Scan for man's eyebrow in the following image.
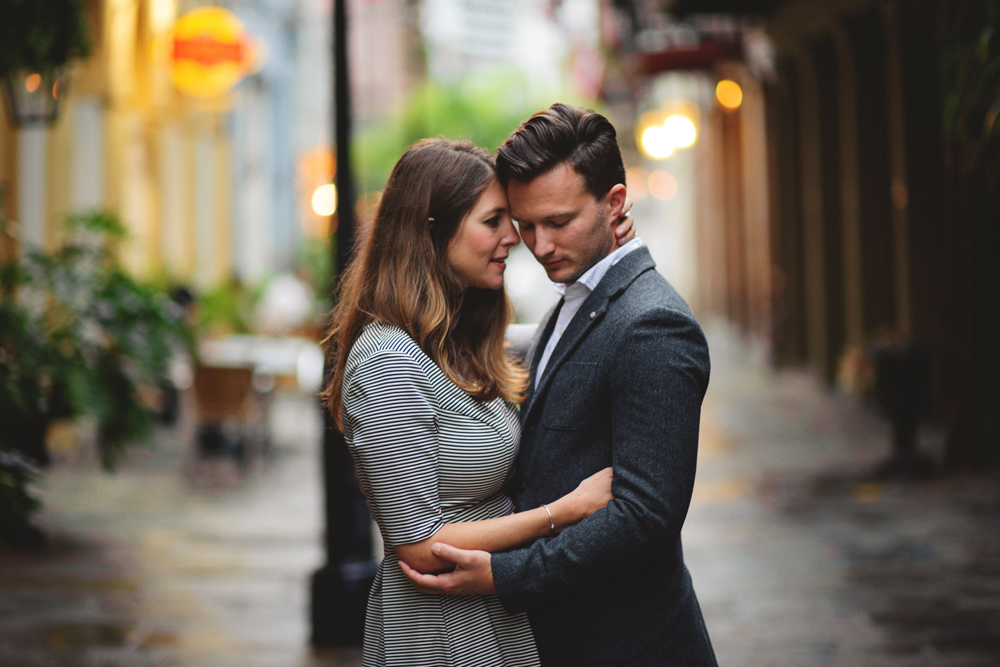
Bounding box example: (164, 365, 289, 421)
(513, 209, 576, 224)
(543, 210, 575, 220)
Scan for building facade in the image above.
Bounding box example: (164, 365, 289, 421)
(0, 0, 332, 291)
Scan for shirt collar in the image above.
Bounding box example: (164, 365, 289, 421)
(553, 237, 644, 297)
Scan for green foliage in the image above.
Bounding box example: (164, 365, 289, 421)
(0, 0, 92, 76)
(353, 69, 595, 195)
(0, 211, 191, 472)
(293, 236, 334, 301)
(196, 279, 256, 338)
(938, 0, 1000, 177)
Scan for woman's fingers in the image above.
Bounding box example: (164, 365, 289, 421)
(615, 199, 635, 246)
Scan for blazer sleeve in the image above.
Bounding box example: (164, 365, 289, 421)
(492, 307, 710, 613)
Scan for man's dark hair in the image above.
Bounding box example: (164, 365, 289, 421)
(496, 103, 626, 200)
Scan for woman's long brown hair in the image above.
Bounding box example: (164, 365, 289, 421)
(323, 138, 528, 430)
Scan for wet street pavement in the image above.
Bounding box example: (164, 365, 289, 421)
(686, 330, 1000, 666)
(0, 392, 361, 667)
(2, 328, 998, 666)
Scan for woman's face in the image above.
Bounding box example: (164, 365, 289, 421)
(445, 179, 521, 291)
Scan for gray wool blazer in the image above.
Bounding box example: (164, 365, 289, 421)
(492, 246, 718, 666)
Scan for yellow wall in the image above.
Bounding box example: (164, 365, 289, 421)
(3, 0, 233, 287)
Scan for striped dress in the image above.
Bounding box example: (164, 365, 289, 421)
(342, 322, 540, 667)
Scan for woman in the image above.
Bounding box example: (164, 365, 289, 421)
(324, 139, 627, 666)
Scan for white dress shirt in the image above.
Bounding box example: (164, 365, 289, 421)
(535, 237, 644, 385)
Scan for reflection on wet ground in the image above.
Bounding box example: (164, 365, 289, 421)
(686, 332, 1000, 666)
(2, 333, 999, 666)
(0, 391, 362, 666)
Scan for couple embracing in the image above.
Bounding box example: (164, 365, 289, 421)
(324, 103, 717, 667)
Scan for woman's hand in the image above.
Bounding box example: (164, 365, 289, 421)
(614, 197, 635, 248)
(547, 467, 613, 532)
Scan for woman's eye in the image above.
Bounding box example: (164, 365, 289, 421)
(484, 216, 501, 228)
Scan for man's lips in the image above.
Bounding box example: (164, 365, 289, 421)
(542, 259, 564, 270)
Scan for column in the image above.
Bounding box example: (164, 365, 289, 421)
(833, 23, 865, 346)
(793, 44, 829, 378)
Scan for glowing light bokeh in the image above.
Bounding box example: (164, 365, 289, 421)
(311, 183, 338, 216)
(641, 125, 675, 159)
(648, 171, 678, 201)
(716, 80, 743, 110)
(664, 115, 697, 149)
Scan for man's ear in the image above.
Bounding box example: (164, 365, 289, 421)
(604, 183, 627, 226)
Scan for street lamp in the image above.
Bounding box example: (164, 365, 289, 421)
(1, 69, 65, 128)
(310, 0, 376, 648)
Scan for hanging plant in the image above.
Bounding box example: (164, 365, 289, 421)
(0, 0, 92, 127)
(937, 0, 1000, 178)
(0, 0, 92, 76)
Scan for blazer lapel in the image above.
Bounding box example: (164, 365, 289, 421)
(522, 247, 657, 427)
(523, 299, 562, 414)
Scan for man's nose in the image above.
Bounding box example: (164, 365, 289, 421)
(533, 227, 556, 256)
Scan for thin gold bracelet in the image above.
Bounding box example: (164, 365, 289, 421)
(541, 504, 556, 536)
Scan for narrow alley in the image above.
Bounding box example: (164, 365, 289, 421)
(2, 327, 997, 666)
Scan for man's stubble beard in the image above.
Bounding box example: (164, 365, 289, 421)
(562, 203, 614, 285)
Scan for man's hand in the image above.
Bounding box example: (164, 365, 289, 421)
(398, 543, 496, 595)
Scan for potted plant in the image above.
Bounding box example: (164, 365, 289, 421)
(0, 210, 192, 547)
(0, 0, 92, 127)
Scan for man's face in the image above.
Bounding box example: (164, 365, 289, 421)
(507, 163, 619, 285)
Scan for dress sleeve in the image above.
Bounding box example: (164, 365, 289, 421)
(343, 349, 442, 547)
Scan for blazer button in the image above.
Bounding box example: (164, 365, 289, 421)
(518, 481, 527, 492)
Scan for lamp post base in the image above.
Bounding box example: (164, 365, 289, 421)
(309, 560, 377, 647)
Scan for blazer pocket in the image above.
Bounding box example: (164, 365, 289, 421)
(542, 361, 598, 431)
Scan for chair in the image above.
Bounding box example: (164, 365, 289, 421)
(191, 364, 258, 463)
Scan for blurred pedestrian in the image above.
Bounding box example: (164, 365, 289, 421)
(402, 104, 718, 666)
(323, 138, 634, 667)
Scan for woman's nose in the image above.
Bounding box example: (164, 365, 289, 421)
(501, 219, 520, 247)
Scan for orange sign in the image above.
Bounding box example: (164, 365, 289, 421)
(167, 7, 262, 98)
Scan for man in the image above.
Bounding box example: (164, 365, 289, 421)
(402, 103, 717, 666)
